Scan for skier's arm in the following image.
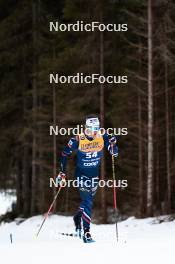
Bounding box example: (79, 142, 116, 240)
(103, 132, 118, 157)
(60, 137, 79, 174)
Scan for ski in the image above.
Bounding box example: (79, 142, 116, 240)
(58, 229, 82, 238)
(58, 231, 95, 243)
(58, 232, 78, 237)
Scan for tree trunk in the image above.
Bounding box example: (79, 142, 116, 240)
(155, 143, 160, 214)
(22, 50, 30, 217)
(53, 46, 57, 212)
(138, 42, 144, 217)
(22, 145, 30, 217)
(31, 0, 38, 215)
(147, 0, 154, 216)
(100, 11, 107, 223)
(164, 28, 171, 213)
(16, 157, 23, 215)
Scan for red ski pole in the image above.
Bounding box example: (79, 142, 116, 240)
(111, 145, 119, 242)
(36, 185, 62, 238)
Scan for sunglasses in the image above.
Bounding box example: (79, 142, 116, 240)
(86, 126, 100, 132)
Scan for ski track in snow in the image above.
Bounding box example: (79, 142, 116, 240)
(0, 215, 174, 264)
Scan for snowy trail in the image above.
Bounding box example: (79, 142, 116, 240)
(0, 215, 174, 264)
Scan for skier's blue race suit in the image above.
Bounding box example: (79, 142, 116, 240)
(60, 130, 118, 230)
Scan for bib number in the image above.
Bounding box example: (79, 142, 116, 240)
(86, 152, 97, 159)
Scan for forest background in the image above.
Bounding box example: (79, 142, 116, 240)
(0, 0, 174, 223)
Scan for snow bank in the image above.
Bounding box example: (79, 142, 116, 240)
(0, 215, 174, 264)
(0, 190, 16, 215)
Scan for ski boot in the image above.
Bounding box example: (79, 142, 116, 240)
(73, 212, 82, 238)
(83, 229, 95, 243)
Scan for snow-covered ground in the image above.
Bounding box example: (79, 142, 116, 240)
(0, 190, 16, 215)
(0, 214, 174, 264)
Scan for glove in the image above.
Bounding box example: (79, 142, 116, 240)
(56, 172, 66, 186)
(108, 136, 118, 157)
(109, 135, 117, 145)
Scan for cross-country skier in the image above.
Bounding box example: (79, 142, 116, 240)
(57, 115, 118, 243)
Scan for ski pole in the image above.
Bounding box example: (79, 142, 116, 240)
(111, 144, 119, 242)
(36, 185, 62, 238)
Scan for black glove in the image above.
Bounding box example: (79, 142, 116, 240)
(109, 135, 117, 145)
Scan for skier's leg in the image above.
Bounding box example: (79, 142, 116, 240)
(79, 192, 92, 230)
(73, 207, 83, 232)
(79, 190, 96, 243)
(73, 169, 84, 232)
(79, 176, 99, 242)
